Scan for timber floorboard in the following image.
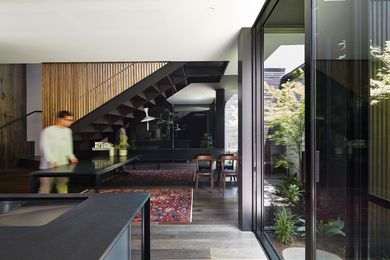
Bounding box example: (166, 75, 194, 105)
(0, 168, 268, 259)
(131, 186, 268, 260)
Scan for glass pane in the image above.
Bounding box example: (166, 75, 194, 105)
(369, 0, 390, 258)
(262, 11, 305, 258)
(310, 0, 390, 258)
(313, 1, 353, 258)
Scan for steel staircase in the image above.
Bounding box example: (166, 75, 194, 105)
(70, 61, 228, 150)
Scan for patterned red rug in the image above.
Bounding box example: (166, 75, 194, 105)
(99, 188, 193, 223)
(103, 169, 194, 186)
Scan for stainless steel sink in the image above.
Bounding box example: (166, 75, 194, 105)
(0, 201, 24, 214)
(0, 200, 82, 227)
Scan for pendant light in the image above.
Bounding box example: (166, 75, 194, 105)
(141, 107, 156, 130)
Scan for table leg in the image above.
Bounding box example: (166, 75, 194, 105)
(142, 198, 150, 260)
(95, 175, 101, 193)
(30, 175, 37, 193)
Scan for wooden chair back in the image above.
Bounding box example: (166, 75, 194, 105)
(195, 155, 214, 171)
(220, 155, 239, 172)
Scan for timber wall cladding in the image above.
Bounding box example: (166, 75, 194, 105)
(0, 64, 34, 168)
(42, 62, 167, 127)
(0, 64, 26, 144)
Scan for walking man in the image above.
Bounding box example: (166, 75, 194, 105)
(39, 110, 78, 193)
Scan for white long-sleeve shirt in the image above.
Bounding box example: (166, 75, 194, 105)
(39, 126, 76, 169)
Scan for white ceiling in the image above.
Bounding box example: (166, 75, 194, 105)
(168, 83, 216, 105)
(0, 0, 264, 75)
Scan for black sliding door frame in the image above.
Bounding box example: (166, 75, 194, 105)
(304, 0, 315, 259)
(252, 0, 373, 259)
(252, 0, 309, 259)
(252, 0, 314, 258)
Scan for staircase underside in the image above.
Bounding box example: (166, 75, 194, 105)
(71, 61, 228, 148)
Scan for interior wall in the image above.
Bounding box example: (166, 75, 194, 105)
(27, 64, 42, 156)
(0, 64, 27, 142)
(0, 64, 33, 168)
(238, 27, 253, 231)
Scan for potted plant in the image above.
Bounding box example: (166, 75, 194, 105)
(200, 133, 213, 149)
(116, 134, 129, 156)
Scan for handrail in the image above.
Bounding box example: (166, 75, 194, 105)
(0, 110, 42, 130)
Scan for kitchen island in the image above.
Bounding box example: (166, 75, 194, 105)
(0, 193, 150, 260)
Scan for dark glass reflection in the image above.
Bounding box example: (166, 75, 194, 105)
(262, 27, 306, 260)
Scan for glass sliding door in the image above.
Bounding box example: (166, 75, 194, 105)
(263, 31, 305, 258)
(254, 0, 390, 259)
(311, 1, 357, 258)
(367, 0, 390, 258)
(310, 0, 390, 259)
(254, 0, 305, 258)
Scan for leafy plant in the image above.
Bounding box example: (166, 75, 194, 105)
(200, 133, 213, 149)
(317, 218, 346, 240)
(274, 155, 294, 169)
(116, 134, 129, 150)
(340, 40, 390, 105)
(276, 176, 304, 205)
(265, 80, 305, 177)
(295, 217, 346, 240)
(370, 41, 390, 105)
(382, 253, 390, 260)
(274, 208, 296, 244)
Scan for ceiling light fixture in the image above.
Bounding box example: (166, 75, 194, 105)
(208, 7, 215, 12)
(141, 107, 156, 131)
(175, 123, 182, 131)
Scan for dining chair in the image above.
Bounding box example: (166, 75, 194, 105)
(194, 155, 214, 192)
(220, 155, 239, 191)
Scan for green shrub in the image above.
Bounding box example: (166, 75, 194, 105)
(200, 133, 213, 148)
(276, 176, 304, 205)
(317, 218, 346, 240)
(295, 217, 346, 241)
(274, 208, 296, 244)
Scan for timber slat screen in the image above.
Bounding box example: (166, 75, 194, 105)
(42, 62, 167, 127)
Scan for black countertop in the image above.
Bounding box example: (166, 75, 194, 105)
(0, 193, 149, 260)
(30, 155, 142, 176)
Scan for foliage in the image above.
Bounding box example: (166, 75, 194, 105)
(276, 175, 304, 205)
(274, 155, 294, 169)
(200, 133, 213, 149)
(371, 41, 390, 105)
(295, 217, 346, 240)
(274, 208, 296, 244)
(265, 79, 305, 176)
(340, 40, 390, 105)
(317, 218, 346, 240)
(116, 134, 129, 150)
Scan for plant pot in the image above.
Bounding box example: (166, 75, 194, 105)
(119, 149, 127, 157)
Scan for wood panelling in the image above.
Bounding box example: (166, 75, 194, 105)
(0, 64, 28, 168)
(42, 62, 167, 127)
(0, 64, 27, 142)
(0, 142, 34, 169)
